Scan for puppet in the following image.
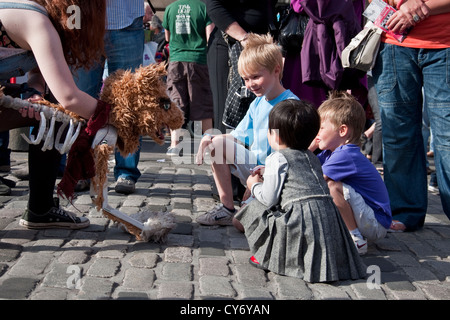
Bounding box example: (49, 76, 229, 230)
(0, 63, 184, 242)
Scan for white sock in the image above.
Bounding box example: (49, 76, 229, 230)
(350, 228, 363, 240)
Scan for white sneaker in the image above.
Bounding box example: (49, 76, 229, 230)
(166, 146, 183, 157)
(352, 235, 368, 255)
(196, 204, 235, 226)
(428, 184, 439, 194)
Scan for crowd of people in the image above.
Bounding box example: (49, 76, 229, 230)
(0, 0, 449, 283)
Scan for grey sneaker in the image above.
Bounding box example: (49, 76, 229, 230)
(115, 177, 136, 194)
(166, 146, 183, 157)
(196, 204, 235, 226)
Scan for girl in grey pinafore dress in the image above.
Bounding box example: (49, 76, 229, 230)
(235, 148, 366, 283)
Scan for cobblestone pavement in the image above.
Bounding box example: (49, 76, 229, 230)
(0, 136, 449, 303)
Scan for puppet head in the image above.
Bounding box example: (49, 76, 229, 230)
(100, 63, 184, 156)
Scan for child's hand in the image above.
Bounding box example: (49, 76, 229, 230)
(250, 165, 265, 177)
(195, 134, 214, 165)
(246, 173, 263, 190)
(308, 137, 319, 152)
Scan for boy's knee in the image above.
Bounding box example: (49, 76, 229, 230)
(232, 217, 245, 233)
(327, 179, 344, 198)
(211, 135, 236, 164)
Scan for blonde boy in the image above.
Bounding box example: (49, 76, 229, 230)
(310, 91, 392, 254)
(195, 33, 298, 226)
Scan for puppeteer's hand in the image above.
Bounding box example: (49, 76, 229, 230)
(195, 134, 214, 165)
(19, 95, 43, 121)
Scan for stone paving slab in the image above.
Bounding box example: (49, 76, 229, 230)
(0, 137, 449, 305)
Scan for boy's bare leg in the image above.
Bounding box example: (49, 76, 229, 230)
(327, 179, 368, 254)
(327, 179, 357, 231)
(211, 162, 234, 209)
(210, 135, 236, 210)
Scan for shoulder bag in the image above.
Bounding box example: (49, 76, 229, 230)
(341, 21, 383, 72)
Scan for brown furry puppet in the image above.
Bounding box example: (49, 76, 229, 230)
(0, 63, 184, 242)
(101, 63, 184, 156)
(88, 63, 184, 242)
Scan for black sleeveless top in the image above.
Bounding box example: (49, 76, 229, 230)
(0, 22, 21, 48)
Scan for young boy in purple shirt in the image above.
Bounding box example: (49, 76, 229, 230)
(309, 91, 392, 255)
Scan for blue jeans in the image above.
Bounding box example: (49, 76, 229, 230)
(0, 51, 37, 80)
(372, 43, 450, 230)
(73, 17, 144, 182)
(422, 91, 434, 169)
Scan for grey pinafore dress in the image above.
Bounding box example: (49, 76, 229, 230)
(235, 148, 366, 283)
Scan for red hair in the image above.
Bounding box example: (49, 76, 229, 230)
(34, 0, 106, 69)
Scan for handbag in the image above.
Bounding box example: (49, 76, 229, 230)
(277, 6, 309, 54)
(222, 40, 256, 129)
(341, 21, 383, 72)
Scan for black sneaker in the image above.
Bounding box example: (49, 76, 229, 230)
(0, 179, 10, 196)
(0, 176, 15, 188)
(19, 206, 90, 230)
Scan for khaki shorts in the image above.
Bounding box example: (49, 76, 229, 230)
(167, 61, 214, 121)
(343, 183, 388, 241)
(229, 141, 258, 187)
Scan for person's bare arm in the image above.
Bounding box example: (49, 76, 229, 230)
(386, 0, 450, 33)
(206, 23, 215, 42)
(2, 10, 98, 119)
(165, 29, 170, 42)
(224, 21, 248, 42)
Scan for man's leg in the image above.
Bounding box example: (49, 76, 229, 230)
(107, 17, 144, 194)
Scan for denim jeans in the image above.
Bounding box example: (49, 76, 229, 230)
(0, 50, 37, 80)
(73, 17, 144, 182)
(422, 90, 434, 168)
(367, 73, 383, 165)
(372, 43, 450, 230)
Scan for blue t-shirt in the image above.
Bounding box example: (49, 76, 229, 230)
(231, 90, 298, 165)
(317, 144, 392, 229)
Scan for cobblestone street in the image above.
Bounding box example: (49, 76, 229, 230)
(0, 137, 449, 305)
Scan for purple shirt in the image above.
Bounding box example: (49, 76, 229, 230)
(318, 144, 392, 229)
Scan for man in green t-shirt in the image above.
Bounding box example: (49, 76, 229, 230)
(163, 0, 215, 156)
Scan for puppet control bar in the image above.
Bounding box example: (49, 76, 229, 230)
(0, 93, 85, 154)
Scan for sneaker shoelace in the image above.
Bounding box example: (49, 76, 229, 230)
(50, 207, 77, 223)
(212, 204, 230, 216)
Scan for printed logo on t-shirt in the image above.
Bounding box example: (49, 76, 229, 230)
(176, 4, 191, 35)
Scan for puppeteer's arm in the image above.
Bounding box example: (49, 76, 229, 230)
(2, 10, 98, 119)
